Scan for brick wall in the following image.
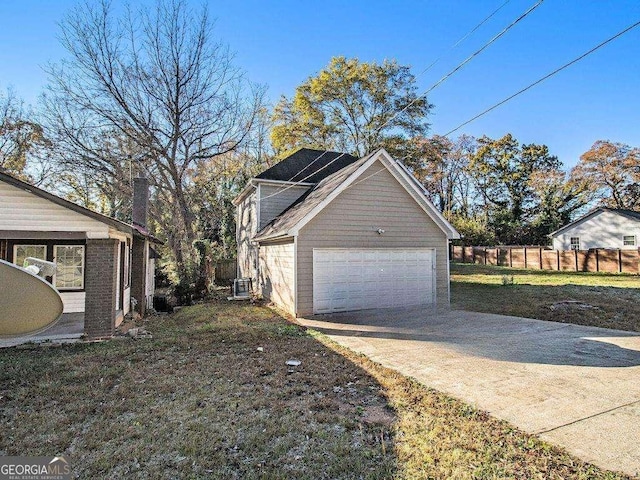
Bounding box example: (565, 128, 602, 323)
(85, 238, 119, 339)
(130, 236, 147, 316)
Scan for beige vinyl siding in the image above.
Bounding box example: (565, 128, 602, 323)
(236, 191, 257, 282)
(258, 184, 309, 230)
(0, 182, 110, 238)
(258, 239, 295, 315)
(59, 292, 85, 313)
(296, 160, 449, 316)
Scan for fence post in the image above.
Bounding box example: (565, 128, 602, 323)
(509, 248, 513, 268)
(539, 248, 543, 270)
(574, 249, 578, 272)
(524, 247, 528, 269)
(618, 249, 622, 273)
(595, 249, 600, 273)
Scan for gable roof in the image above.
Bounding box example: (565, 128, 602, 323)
(254, 149, 460, 241)
(549, 207, 640, 237)
(256, 148, 359, 184)
(0, 170, 161, 242)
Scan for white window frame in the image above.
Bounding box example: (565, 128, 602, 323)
(53, 245, 85, 290)
(13, 244, 47, 267)
(570, 237, 580, 251)
(623, 235, 637, 246)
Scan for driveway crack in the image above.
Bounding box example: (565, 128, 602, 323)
(536, 398, 640, 435)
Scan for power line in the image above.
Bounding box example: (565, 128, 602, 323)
(269, 0, 512, 190)
(412, 0, 512, 88)
(384, 0, 544, 131)
(444, 19, 640, 136)
(261, 0, 543, 202)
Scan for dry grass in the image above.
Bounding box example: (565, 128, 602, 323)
(451, 263, 640, 332)
(0, 299, 633, 479)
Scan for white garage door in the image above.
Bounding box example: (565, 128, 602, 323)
(313, 248, 436, 314)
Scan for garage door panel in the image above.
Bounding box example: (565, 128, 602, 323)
(313, 248, 435, 314)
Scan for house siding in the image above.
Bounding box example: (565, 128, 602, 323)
(258, 183, 309, 230)
(60, 292, 85, 313)
(296, 160, 449, 316)
(236, 191, 258, 283)
(552, 210, 640, 250)
(0, 182, 110, 238)
(258, 239, 295, 315)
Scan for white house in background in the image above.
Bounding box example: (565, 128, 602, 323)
(550, 207, 640, 251)
(0, 171, 160, 338)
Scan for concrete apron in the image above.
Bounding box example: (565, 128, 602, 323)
(299, 307, 640, 478)
(0, 312, 84, 348)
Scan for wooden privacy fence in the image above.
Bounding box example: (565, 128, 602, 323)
(450, 245, 640, 274)
(213, 259, 237, 284)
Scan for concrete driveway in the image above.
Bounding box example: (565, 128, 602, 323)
(298, 307, 640, 477)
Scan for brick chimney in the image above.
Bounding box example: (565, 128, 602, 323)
(132, 177, 149, 229)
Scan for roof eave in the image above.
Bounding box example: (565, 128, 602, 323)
(0, 171, 135, 235)
(232, 181, 256, 206)
(253, 232, 292, 243)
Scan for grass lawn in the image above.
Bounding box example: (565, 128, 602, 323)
(451, 263, 640, 332)
(0, 299, 632, 479)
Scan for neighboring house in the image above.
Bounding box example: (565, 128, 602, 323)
(550, 207, 640, 251)
(0, 172, 160, 338)
(233, 147, 460, 317)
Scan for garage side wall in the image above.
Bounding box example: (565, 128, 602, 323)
(258, 239, 295, 315)
(296, 161, 449, 316)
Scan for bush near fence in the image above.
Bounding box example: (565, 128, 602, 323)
(450, 245, 640, 274)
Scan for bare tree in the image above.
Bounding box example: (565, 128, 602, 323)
(0, 87, 47, 177)
(43, 0, 265, 283)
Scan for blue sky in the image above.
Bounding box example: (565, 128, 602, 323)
(1, 0, 639, 168)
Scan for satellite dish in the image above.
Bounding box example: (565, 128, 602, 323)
(0, 259, 64, 337)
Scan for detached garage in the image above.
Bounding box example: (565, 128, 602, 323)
(243, 148, 460, 317)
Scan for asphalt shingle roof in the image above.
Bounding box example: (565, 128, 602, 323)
(254, 152, 375, 240)
(256, 148, 359, 184)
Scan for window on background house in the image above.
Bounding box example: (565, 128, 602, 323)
(54, 245, 85, 289)
(13, 245, 46, 267)
(623, 235, 637, 246)
(570, 237, 580, 250)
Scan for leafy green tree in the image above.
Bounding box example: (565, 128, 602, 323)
(271, 56, 431, 157)
(571, 140, 640, 209)
(469, 134, 561, 244)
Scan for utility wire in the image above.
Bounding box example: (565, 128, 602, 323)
(270, 0, 511, 189)
(444, 19, 640, 136)
(261, 0, 543, 202)
(382, 0, 544, 134)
